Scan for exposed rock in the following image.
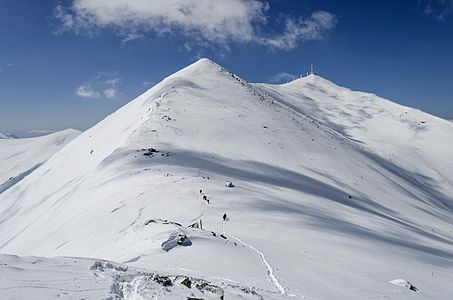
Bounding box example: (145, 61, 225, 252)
(189, 222, 200, 229)
(181, 277, 192, 288)
(144, 219, 157, 225)
(110, 281, 124, 298)
(90, 261, 105, 272)
(187, 295, 204, 300)
(161, 231, 192, 251)
(389, 279, 420, 293)
(196, 282, 224, 300)
(153, 274, 173, 287)
(90, 261, 128, 273)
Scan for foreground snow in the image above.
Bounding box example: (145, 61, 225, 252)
(0, 59, 452, 299)
(0, 254, 272, 300)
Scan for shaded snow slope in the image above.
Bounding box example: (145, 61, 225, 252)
(0, 129, 80, 193)
(0, 130, 14, 139)
(256, 75, 453, 203)
(0, 59, 452, 299)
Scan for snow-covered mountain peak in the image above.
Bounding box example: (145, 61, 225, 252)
(166, 57, 224, 80)
(279, 72, 349, 93)
(159, 57, 246, 93)
(1, 59, 453, 299)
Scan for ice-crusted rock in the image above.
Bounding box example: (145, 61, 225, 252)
(90, 261, 128, 272)
(389, 279, 420, 292)
(196, 282, 225, 299)
(161, 231, 192, 251)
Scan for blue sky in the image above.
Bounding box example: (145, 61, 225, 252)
(0, 0, 452, 131)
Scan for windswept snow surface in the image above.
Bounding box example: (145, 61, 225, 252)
(0, 59, 452, 299)
(0, 129, 80, 193)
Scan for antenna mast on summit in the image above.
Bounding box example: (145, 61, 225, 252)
(305, 64, 316, 77)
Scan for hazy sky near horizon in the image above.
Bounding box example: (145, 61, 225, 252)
(0, 0, 452, 130)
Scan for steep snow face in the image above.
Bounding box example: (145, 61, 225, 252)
(0, 129, 80, 193)
(0, 59, 452, 299)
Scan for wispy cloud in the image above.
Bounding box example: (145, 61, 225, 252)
(75, 71, 122, 99)
(417, 0, 453, 21)
(76, 85, 100, 98)
(260, 11, 337, 50)
(270, 72, 298, 83)
(53, 0, 336, 51)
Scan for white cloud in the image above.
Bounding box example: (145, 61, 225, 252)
(104, 88, 118, 98)
(75, 71, 121, 99)
(53, 0, 336, 51)
(260, 11, 336, 50)
(76, 85, 100, 98)
(121, 32, 145, 44)
(270, 72, 298, 83)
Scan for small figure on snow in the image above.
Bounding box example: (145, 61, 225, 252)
(199, 189, 203, 194)
(223, 213, 228, 221)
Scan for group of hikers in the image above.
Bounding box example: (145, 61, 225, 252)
(199, 189, 228, 221)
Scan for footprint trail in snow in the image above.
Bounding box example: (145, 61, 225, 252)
(223, 220, 293, 297)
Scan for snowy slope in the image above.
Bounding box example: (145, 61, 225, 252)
(256, 75, 453, 204)
(0, 129, 80, 194)
(0, 59, 452, 299)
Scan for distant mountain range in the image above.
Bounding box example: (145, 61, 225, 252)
(0, 129, 56, 139)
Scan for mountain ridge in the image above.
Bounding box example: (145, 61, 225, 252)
(0, 58, 452, 299)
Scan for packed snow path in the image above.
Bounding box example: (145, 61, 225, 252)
(223, 220, 289, 296)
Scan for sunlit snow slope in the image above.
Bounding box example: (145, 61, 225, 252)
(0, 129, 80, 194)
(0, 59, 452, 299)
